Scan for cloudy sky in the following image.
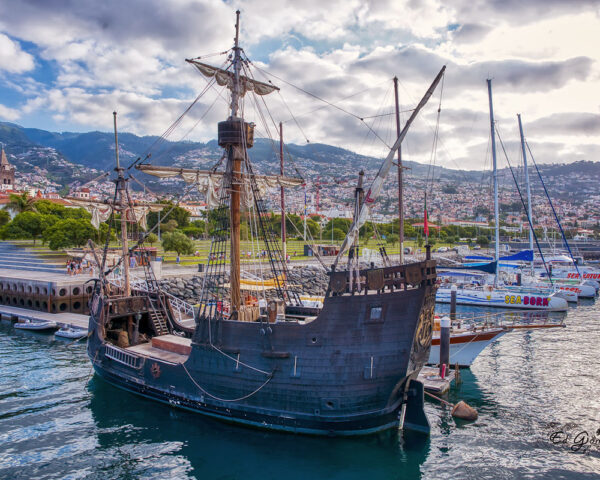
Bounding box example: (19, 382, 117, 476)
(0, 0, 599, 170)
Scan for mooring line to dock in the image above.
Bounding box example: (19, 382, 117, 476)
(65, 330, 92, 348)
(424, 390, 453, 406)
(424, 390, 478, 421)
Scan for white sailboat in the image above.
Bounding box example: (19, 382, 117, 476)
(513, 115, 594, 301)
(436, 80, 568, 312)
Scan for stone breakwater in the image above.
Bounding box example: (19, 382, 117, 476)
(159, 265, 329, 304)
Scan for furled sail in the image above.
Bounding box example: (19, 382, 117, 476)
(333, 65, 446, 268)
(66, 198, 165, 229)
(186, 60, 279, 96)
(136, 165, 303, 208)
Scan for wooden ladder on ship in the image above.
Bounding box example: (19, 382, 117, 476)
(149, 306, 169, 336)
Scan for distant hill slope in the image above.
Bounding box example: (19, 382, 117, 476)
(0, 121, 596, 199)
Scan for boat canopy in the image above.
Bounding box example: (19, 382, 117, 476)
(441, 260, 497, 274)
(465, 250, 533, 262)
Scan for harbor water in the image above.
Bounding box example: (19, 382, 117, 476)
(1, 302, 599, 479)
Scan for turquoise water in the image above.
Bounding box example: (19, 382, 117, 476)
(1, 302, 599, 479)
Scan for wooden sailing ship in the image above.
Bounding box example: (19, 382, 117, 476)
(87, 11, 441, 436)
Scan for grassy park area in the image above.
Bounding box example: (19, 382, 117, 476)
(7, 237, 458, 267)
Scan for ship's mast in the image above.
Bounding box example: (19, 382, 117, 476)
(487, 79, 500, 284)
(113, 111, 131, 296)
(228, 10, 243, 313)
(393, 77, 404, 264)
(280, 122, 286, 259)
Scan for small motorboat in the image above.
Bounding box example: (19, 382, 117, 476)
(55, 325, 88, 339)
(14, 319, 58, 332)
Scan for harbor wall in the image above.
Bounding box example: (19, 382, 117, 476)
(0, 276, 93, 314)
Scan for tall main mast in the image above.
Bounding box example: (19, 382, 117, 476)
(228, 10, 243, 314)
(114, 111, 131, 297)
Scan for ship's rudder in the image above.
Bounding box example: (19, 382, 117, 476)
(402, 379, 430, 434)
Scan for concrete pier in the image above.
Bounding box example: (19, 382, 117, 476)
(0, 268, 94, 314)
(0, 304, 88, 329)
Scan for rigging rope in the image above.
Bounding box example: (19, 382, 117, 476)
(495, 129, 553, 283)
(249, 61, 392, 147)
(526, 142, 582, 278)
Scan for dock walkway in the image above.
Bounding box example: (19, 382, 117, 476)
(0, 305, 88, 329)
(418, 366, 455, 394)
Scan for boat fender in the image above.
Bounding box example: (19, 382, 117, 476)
(425, 391, 478, 422)
(451, 401, 478, 421)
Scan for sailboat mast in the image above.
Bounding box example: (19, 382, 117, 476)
(228, 9, 243, 313)
(393, 76, 404, 264)
(280, 122, 286, 259)
(113, 111, 130, 297)
(517, 113, 534, 274)
(487, 79, 500, 276)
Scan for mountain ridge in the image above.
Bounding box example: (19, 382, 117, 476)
(0, 122, 597, 202)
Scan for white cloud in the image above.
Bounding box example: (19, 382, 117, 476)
(0, 0, 597, 170)
(0, 33, 34, 73)
(0, 103, 21, 121)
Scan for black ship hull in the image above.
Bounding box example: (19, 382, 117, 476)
(93, 365, 415, 435)
(87, 261, 437, 436)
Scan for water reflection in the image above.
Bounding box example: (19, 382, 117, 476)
(88, 377, 431, 480)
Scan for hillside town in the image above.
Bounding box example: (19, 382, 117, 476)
(1, 144, 598, 241)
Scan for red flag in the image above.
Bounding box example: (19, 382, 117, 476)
(423, 193, 429, 237)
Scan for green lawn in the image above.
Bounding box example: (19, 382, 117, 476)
(4, 237, 457, 267)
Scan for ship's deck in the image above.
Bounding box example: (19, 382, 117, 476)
(127, 336, 190, 364)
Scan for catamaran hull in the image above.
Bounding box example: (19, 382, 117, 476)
(436, 288, 568, 311)
(428, 329, 507, 367)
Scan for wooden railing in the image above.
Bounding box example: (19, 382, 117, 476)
(326, 259, 437, 297)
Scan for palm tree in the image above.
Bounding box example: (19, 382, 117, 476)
(7, 192, 36, 214)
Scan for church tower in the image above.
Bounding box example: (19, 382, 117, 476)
(0, 146, 16, 190)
